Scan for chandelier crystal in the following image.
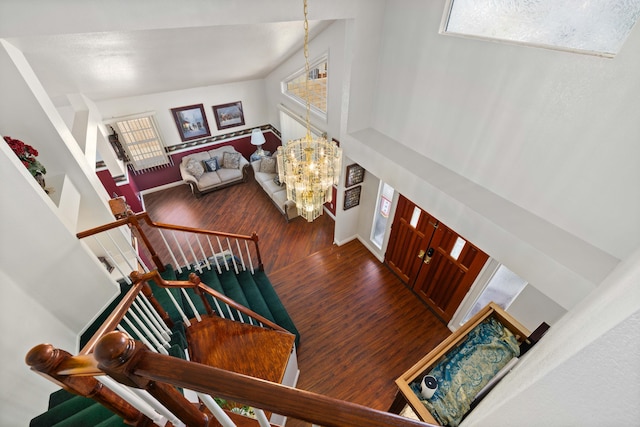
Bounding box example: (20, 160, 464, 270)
(276, 0, 342, 222)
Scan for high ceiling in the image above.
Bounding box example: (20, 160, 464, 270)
(0, 0, 339, 106)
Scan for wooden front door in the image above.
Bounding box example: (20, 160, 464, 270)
(385, 195, 489, 323)
(385, 195, 437, 284)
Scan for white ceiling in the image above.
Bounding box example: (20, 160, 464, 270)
(4, 20, 331, 106)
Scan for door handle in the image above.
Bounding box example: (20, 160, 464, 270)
(418, 249, 425, 259)
(424, 248, 434, 264)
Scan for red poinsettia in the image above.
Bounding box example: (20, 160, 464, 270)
(4, 135, 46, 177)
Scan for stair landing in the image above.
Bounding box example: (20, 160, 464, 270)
(186, 315, 295, 383)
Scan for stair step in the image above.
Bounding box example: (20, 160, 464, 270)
(51, 402, 117, 427)
(252, 270, 300, 347)
(94, 414, 129, 427)
(47, 389, 75, 409)
(236, 270, 276, 323)
(30, 395, 94, 427)
(186, 315, 295, 383)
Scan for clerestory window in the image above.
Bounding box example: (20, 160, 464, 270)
(282, 54, 328, 119)
(442, 0, 640, 57)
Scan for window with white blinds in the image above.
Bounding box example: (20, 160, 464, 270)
(113, 115, 170, 171)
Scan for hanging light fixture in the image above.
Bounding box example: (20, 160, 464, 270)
(276, 0, 342, 222)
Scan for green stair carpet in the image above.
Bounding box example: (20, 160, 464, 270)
(34, 264, 298, 426)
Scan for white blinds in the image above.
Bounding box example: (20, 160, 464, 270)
(114, 115, 170, 171)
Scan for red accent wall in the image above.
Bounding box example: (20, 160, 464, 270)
(97, 169, 144, 213)
(97, 130, 282, 198)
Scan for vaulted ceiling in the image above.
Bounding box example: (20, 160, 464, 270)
(0, 0, 339, 106)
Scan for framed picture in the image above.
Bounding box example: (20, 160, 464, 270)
(171, 104, 211, 142)
(212, 101, 245, 130)
(345, 163, 365, 187)
(344, 185, 362, 210)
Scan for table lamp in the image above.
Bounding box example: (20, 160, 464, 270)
(251, 128, 266, 157)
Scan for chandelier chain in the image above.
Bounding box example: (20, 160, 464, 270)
(303, 0, 311, 139)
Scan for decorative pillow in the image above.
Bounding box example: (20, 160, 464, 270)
(203, 157, 219, 172)
(222, 152, 242, 169)
(259, 157, 277, 174)
(185, 158, 205, 179)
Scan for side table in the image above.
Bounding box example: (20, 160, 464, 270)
(250, 150, 271, 162)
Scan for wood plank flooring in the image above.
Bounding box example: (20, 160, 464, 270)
(142, 171, 451, 425)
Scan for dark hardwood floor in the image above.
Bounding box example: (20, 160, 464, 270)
(142, 171, 451, 425)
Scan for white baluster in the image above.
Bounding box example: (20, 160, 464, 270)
(180, 288, 201, 322)
(254, 408, 271, 427)
(119, 318, 159, 353)
(139, 293, 172, 337)
(226, 238, 239, 274)
(132, 298, 170, 347)
(244, 240, 255, 274)
(97, 376, 173, 427)
(197, 393, 236, 427)
(158, 229, 181, 274)
(215, 237, 230, 271)
(194, 235, 211, 270)
(206, 236, 222, 274)
(92, 236, 132, 284)
(171, 231, 190, 271)
(235, 239, 246, 272)
(164, 289, 191, 327)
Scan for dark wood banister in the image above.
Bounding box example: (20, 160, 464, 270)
(95, 331, 435, 427)
(76, 212, 263, 272)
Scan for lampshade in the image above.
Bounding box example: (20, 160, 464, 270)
(250, 128, 266, 146)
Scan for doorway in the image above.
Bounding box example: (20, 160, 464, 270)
(385, 195, 489, 322)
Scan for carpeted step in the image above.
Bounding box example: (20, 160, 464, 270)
(30, 395, 95, 427)
(51, 402, 118, 427)
(48, 389, 75, 410)
(236, 270, 276, 323)
(94, 414, 129, 427)
(218, 270, 252, 323)
(252, 270, 300, 347)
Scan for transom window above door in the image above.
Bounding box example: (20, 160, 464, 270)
(282, 54, 328, 119)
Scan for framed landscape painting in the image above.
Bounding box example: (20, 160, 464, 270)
(171, 104, 211, 142)
(212, 101, 245, 130)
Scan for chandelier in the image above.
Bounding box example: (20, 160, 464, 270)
(276, 0, 342, 222)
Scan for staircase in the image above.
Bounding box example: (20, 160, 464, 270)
(26, 212, 431, 427)
(31, 262, 300, 426)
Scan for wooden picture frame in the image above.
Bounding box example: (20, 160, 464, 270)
(212, 101, 245, 130)
(345, 163, 365, 187)
(344, 185, 362, 210)
(171, 104, 211, 142)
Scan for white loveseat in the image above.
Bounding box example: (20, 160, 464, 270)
(179, 146, 249, 197)
(251, 157, 299, 221)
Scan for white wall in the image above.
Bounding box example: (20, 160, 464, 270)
(371, 0, 639, 263)
(96, 79, 269, 149)
(0, 270, 78, 426)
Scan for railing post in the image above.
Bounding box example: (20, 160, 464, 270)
(129, 214, 165, 272)
(95, 331, 209, 427)
(189, 273, 214, 315)
(251, 232, 263, 271)
(25, 344, 151, 426)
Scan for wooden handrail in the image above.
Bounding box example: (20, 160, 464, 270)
(80, 281, 145, 355)
(25, 344, 152, 426)
(76, 211, 263, 271)
(136, 270, 290, 335)
(96, 331, 435, 427)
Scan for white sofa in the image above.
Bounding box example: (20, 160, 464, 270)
(251, 157, 299, 221)
(179, 146, 249, 197)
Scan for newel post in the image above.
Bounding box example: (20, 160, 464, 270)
(129, 214, 165, 272)
(189, 273, 214, 315)
(95, 331, 209, 427)
(25, 344, 150, 425)
(251, 232, 264, 271)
